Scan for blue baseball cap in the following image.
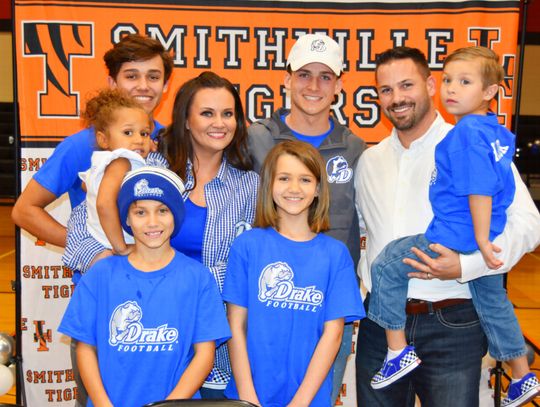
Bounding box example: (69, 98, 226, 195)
(117, 166, 186, 237)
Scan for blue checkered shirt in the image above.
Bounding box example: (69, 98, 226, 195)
(183, 158, 259, 388)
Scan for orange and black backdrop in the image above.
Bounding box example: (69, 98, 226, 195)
(13, 1, 519, 405)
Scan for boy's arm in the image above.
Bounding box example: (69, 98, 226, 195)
(166, 341, 215, 399)
(406, 165, 540, 281)
(460, 164, 540, 281)
(287, 318, 344, 407)
(469, 194, 502, 269)
(96, 158, 132, 255)
(227, 303, 261, 406)
(76, 341, 113, 407)
(11, 179, 67, 247)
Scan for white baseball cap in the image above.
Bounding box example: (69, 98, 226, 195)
(286, 34, 343, 76)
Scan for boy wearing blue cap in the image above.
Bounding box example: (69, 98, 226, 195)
(59, 167, 231, 407)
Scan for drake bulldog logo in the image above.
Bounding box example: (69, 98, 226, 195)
(109, 301, 142, 345)
(258, 262, 293, 302)
(234, 220, 252, 237)
(491, 139, 510, 162)
(327, 156, 353, 184)
(430, 166, 438, 186)
(134, 179, 164, 197)
(258, 262, 324, 312)
(108, 300, 179, 351)
(310, 39, 327, 52)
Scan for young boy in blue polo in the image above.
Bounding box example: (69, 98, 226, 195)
(59, 167, 231, 407)
(368, 47, 540, 407)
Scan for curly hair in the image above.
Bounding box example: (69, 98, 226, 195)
(82, 88, 146, 133)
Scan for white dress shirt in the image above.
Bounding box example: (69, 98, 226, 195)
(355, 112, 540, 302)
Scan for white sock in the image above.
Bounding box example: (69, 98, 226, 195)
(387, 347, 405, 360)
(511, 376, 525, 384)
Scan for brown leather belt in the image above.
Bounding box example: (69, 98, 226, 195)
(405, 298, 470, 315)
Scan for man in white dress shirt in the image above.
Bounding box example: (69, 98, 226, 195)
(354, 46, 540, 406)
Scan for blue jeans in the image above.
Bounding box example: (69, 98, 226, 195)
(468, 273, 526, 361)
(199, 387, 225, 399)
(356, 295, 487, 407)
(331, 323, 353, 403)
(369, 233, 526, 360)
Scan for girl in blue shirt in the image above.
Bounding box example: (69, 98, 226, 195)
(223, 140, 364, 407)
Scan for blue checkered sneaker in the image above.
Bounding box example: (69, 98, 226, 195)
(371, 345, 421, 389)
(502, 372, 540, 407)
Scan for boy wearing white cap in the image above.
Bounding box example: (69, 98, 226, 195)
(248, 33, 366, 403)
(59, 167, 231, 407)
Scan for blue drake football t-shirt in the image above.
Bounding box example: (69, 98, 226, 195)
(223, 227, 365, 407)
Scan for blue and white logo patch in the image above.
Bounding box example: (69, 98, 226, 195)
(491, 139, 510, 162)
(134, 179, 164, 198)
(430, 166, 438, 186)
(109, 301, 178, 352)
(258, 262, 323, 313)
(234, 220, 252, 237)
(326, 155, 353, 184)
(311, 39, 327, 52)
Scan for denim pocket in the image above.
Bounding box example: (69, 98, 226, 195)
(436, 302, 481, 328)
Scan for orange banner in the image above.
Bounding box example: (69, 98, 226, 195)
(13, 1, 520, 405)
(15, 0, 519, 144)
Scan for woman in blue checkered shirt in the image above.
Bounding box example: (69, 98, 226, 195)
(159, 71, 259, 397)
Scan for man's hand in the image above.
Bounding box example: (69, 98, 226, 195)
(405, 243, 462, 280)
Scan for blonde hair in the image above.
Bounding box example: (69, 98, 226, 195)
(255, 140, 330, 233)
(443, 46, 504, 89)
